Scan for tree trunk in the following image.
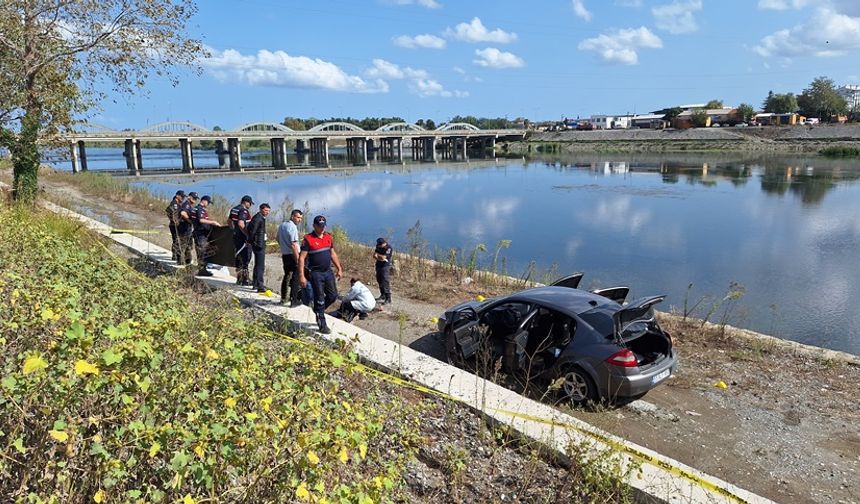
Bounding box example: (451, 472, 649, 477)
(11, 112, 40, 202)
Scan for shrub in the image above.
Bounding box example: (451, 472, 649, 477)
(0, 206, 421, 502)
(819, 146, 860, 157)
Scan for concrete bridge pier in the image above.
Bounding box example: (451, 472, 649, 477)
(270, 138, 287, 169)
(309, 138, 330, 167)
(69, 143, 79, 173)
(460, 137, 469, 161)
(73, 141, 89, 172)
(428, 137, 438, 162)
(347, 137, 368, 165)
(215, 140, 228, 169)
(227, 138, 243, 172)
(124, 138, 140, 175)
(179, 138, 195, 174)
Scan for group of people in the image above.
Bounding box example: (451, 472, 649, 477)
(166, 190, 222, 276)
(167, 191, 394, 335)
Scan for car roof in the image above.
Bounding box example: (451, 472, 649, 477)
(504, 286, 620, 316)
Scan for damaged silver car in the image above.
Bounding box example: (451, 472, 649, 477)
(439, 274, 677, 406)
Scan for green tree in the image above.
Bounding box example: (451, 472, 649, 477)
(705, 99, 724, 109)
(282, 117, 307, 131)
(797, 76, 848, 120)
(763, 91, 799, 113)
(691, 110, 709, 128)
(0, 0, 206, 201)
(736, 103, 755, 123)
(425, 119, 436, 130)
(660, 107, 683, 121)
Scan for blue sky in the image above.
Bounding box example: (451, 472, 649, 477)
(96, 0, 860, 130)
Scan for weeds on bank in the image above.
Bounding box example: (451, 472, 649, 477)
(0, 205, 423, 502)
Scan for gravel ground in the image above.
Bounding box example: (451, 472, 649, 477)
(32, 173, 860, 504)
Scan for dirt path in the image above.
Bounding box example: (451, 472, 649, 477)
(35, 174, 860, 504)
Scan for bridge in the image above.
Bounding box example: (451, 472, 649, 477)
(64, 120, 526, 173)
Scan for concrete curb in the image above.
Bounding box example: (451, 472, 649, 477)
(30, 194, 774, 504)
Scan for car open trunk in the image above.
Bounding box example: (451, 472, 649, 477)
(625, 329, 671, 367)
(614, 296, 672, 367)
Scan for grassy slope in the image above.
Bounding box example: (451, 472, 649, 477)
(0, 204, 422, 503)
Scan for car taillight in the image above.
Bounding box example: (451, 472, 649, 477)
(606, 349, 638, 367)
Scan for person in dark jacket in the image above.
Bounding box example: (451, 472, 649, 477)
(229, 195, 254, 285)
(177, 192, 197, 265)
(166, 190, 185, 261)
(192, 195, 223, 277)
(246, 203, 271, 292)
(373, 237, 393, 304)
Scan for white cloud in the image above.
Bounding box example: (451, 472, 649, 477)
(445, 17, 517, 44)
(473, 47, 525, 69)
(577, 26, 662, 65)
(616, 0, 643, 6)
(652, 0, 703, 34)
(572, 0, 593, 21)
(758, 0, 812, 9)
(453, 66, 483, 82)
(365, 59, 428, 80)
(364, 59, 464, 98)
(393, 34, 446, 49)
(754, 8, 860, 58)
(204, 48, 387, 93)
(383, 0, 441, 9)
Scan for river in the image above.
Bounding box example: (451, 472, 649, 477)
(45, 148, 860, 355)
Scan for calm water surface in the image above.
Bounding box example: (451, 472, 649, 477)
(48, 149, 860, 355)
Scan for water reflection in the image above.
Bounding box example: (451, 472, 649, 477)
(123, 152, 860, 356)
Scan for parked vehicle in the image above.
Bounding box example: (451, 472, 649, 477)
(439, 274, 677, 406)
(576, 122, 595, 131)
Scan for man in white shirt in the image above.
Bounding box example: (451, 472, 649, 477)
(335, 278, 376, 322)
(277, 209, 303, 307)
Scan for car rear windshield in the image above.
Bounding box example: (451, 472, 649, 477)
(578, 308, 615, 338)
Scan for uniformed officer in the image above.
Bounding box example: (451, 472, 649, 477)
(229, 195, 254, 286)
(298, 215, 343, 334)
(166, 190, 185, 261)
(193, 195, 223, 277)
(373, 237, 393, 305)
(177, 192, 197, 265)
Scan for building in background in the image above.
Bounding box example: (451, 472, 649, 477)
(837, 85, 860, 111)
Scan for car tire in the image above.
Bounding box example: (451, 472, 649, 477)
(557, 364, 598, 407)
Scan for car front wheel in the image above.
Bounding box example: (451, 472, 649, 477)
(557, 364, 598, 407)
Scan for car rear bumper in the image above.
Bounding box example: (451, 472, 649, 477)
(604, 350, 677, 398)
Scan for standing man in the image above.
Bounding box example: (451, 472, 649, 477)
(193, 195, 222, 277)
(373, 237, 393, 305)
(247, 203, 271, 293)
(277, 209, 303, 307)
(298, 215, 343, 334)
(166, 190, 185, 261)
(229, 195, 254, 286)
(177, 192, 197, 265)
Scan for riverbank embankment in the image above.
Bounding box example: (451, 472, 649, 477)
(9, 166, 858, 504)
(505, 123, 860, 153)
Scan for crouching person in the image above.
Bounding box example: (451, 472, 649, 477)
(335, 278, 376, 323)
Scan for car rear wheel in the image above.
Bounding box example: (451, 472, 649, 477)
(557, 364, 598, 407)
